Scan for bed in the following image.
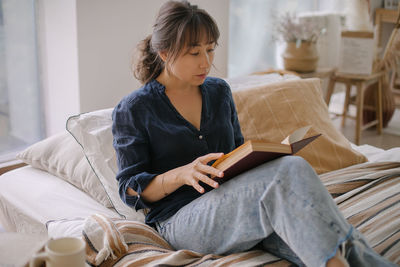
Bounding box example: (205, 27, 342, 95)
(0, 75, 399, 266)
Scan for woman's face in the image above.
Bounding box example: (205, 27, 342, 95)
(166, 40, 216, 87)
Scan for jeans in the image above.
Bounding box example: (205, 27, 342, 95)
(156, 156, 396, 267)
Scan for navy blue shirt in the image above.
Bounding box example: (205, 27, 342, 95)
(112, 77, 244, 225)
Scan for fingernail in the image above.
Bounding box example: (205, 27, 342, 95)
(214, 182, 218, 187)
(219, 172, 224, 177)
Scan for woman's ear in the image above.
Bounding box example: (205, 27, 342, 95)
(158, 51, 168, 62)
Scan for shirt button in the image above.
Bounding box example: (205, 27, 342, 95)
(199, 135, 203, 140)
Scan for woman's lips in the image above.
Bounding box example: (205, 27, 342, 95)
(196, 74, 207, 79)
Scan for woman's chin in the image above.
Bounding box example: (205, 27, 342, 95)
(193, 75, 207, 84)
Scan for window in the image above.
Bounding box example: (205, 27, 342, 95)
(228, 0, 348, 77)
(0, 0, 44, 164)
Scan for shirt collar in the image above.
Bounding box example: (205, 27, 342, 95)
(148, 79, 166, 93)
(148, 78, 208, 94)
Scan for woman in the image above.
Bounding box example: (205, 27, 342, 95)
(112, 1, 395, 266)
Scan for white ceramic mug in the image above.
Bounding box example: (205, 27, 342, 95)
(29, 237, 86, 267)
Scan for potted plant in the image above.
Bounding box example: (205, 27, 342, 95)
(272, 12, 325, 72)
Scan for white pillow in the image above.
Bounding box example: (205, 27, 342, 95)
(47, 218, 85, 239)
(66, 108, 145, 222)
(16, 131, 112, 208)
(368, 147, 400, 162)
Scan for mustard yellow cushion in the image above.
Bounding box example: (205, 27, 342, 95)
(232, 78, 367, 174)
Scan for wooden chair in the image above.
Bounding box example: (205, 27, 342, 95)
(325, 7, 400, 145)
(325, 72, 384, 145)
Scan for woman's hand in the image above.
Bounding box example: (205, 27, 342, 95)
(176, 153, 224, 193)
(138, 152, 225, 202)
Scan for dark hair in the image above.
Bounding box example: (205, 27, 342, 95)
(133, 1, 220, 84)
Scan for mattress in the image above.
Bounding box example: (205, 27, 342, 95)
(0, 145, 398, 230)
(0, 144, 398, 235)
(0, 166, 119, 234)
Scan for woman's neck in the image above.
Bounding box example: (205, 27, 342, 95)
(156, 69, 203, 130)
(156, 70, 198, 95)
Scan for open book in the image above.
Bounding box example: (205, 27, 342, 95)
(212, 126, 321, 183)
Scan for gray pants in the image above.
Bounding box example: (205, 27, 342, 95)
(156, 156, 396, 267)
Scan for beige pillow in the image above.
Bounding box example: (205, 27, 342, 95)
(232, 78, 367, 174)
(66, 108, 145, 222)
(16, 131, 112, 207)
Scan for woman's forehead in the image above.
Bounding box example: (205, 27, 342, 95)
(183, 27, 216, 47)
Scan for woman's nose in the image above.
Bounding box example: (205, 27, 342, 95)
(199, 53, 211, 68)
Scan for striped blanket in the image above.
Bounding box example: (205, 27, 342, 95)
(83, 161, 400, 266)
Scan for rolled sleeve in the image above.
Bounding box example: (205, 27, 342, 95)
(121, 172, 158, 210)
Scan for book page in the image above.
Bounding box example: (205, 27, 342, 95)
(281, 125, 311, 145)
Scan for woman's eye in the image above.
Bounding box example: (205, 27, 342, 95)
(207, 48, 215, 53)
(190, 52, 199, 56)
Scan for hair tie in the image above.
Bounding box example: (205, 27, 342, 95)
(189, 3, 197, 15)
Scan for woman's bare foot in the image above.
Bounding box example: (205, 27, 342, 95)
(326, 250, 349, 267)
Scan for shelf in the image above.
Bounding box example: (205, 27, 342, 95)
(375, 8, 398, 24)
(375, 8, 399, 48)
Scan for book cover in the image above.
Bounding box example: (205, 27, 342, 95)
(212, 126, 321, 183)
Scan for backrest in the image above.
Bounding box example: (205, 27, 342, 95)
(374, 7, 400, 72)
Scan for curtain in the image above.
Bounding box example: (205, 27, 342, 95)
(0, 0, 43, 162)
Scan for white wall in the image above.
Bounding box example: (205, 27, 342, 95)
(39, 0, 230, 136)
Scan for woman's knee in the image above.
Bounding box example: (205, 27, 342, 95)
(279, 156, 311, 171)
(274, 156, 318, 184)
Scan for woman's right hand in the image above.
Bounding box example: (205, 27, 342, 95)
(176, 152, 225, 194)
